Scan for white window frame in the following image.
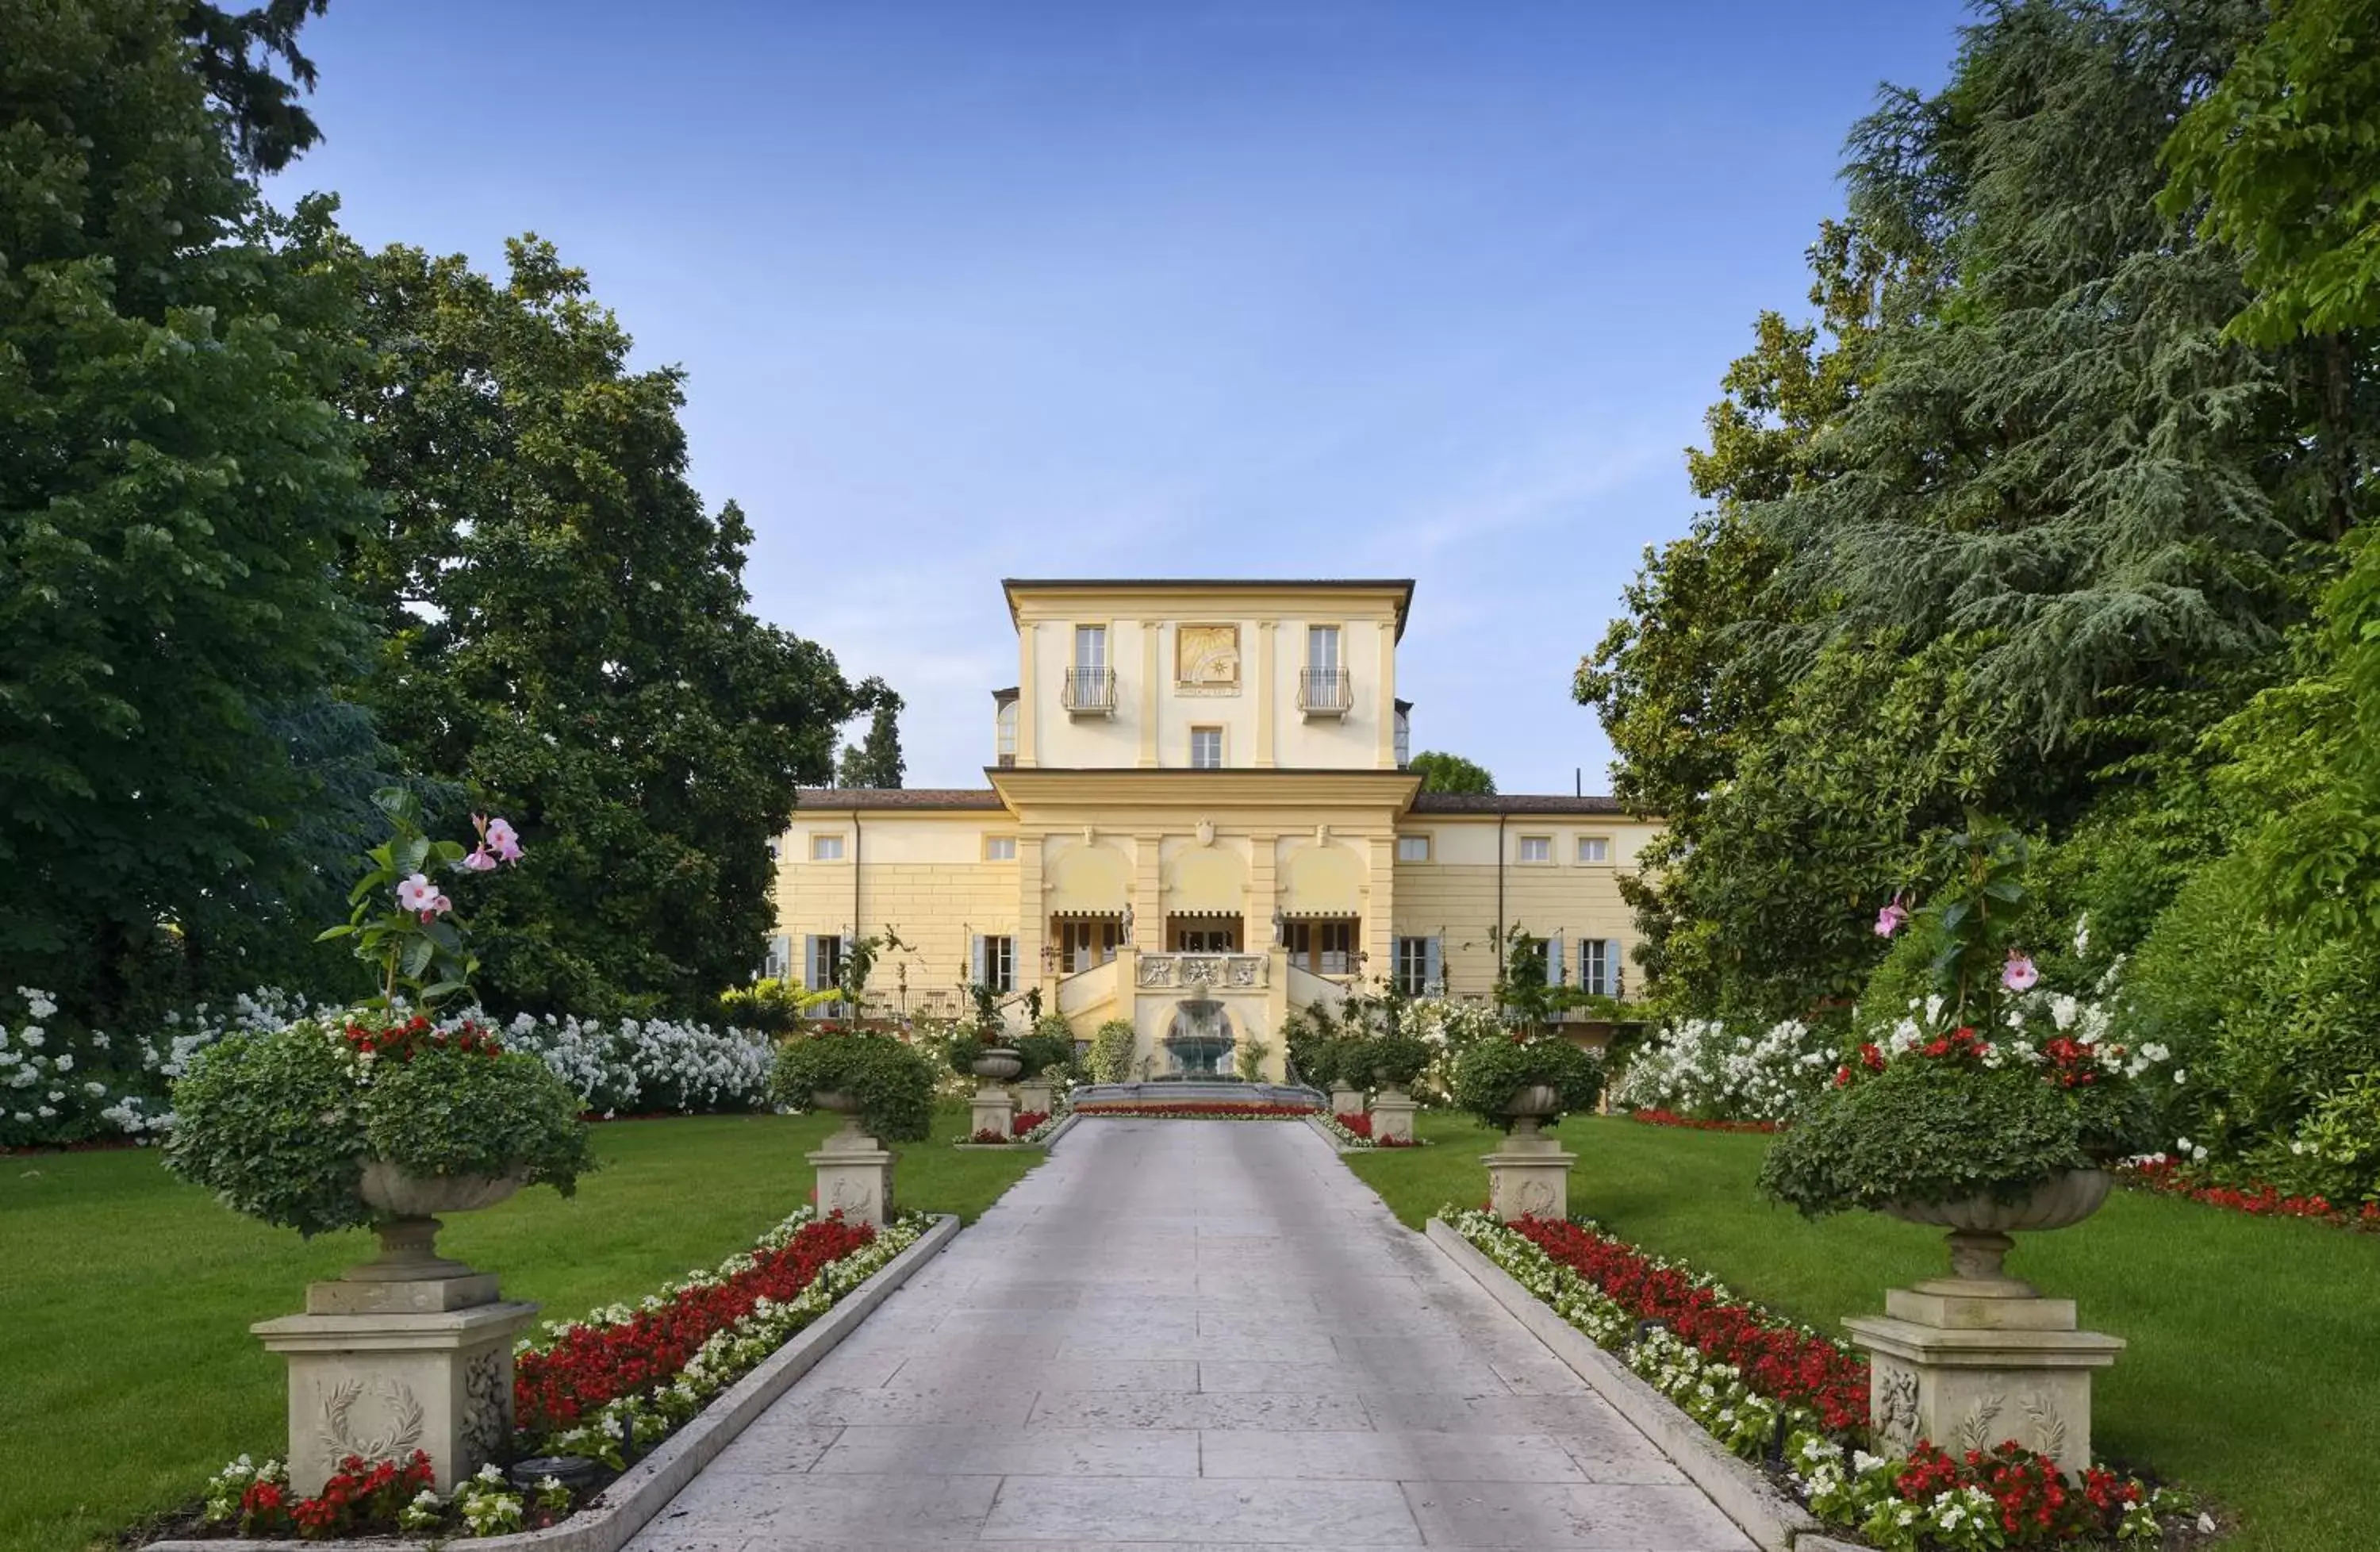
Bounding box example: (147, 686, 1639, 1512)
(1393, 935, 1432, 997)
(1307, 623, 1342, 674)
(810, 833, 846, 862)
(1074, 623, 1107, 673)
(1189, 725, 1225, 770)
(1394, 707, 1411, 768)
(984, 935, 1016, 993)
(1395, 834, 1430, 863)
(1578, 836, 1610, 865)
(1517, 835, 1552, 864)
(995, 700, 1018, 763)
(985, 836, 1018, 862)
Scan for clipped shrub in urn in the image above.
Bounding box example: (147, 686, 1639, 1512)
(773, 1029, 937, 1145)
(1453, 1032, 1606, 1134)
(1362, 1031, 1434, 1097)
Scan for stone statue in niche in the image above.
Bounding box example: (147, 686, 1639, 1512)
(1176, 624, 1241, 693)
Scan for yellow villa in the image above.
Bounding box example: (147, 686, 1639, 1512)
(767, 578, 1658, 1079)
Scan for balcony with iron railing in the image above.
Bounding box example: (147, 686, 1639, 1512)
(1297, 667, 1353, 718)
(1061, 666, 1118, 717)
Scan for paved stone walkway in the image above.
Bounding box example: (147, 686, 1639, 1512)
(627, 1118, 1753, 1550)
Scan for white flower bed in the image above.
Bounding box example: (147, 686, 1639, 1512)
(1609, 1016, 1837, 1123)
(2, 985, 775, 1150)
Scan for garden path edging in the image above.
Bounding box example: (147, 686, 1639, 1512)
(149, 1212, 962, 1552)
(1301, 1114, 1359, 1154)
(1424, 1216, 1825, 1552)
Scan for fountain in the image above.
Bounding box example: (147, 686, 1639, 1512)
(1162, 994, 1234, 1075)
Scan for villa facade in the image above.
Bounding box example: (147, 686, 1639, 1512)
(768, 579, 1660, 1080)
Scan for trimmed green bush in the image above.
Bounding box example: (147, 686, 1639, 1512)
(770, 1030, 936, 1143)
(1451, 1035, 1604, 1131)
(1085, 1019, 1137, 1083)
(166, 1018, 593, 1238)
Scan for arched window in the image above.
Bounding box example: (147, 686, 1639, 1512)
(996, 698, 1018, 767)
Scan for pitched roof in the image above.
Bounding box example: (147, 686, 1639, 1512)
(1409, 793, 1634, 816)
(793, 788, 1006, 811)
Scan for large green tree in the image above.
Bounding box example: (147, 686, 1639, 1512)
(317, 231, 862, 1016)
(836, 679, 905, 788)
(0, 0, 374, 1020)
(1406, 751, 1495, 795)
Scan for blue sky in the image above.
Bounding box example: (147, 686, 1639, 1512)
(274, 1, 1968, 794)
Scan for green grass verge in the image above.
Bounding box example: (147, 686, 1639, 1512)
(0, 1103, 1036, 1552)
(1344, 1110, 2380, 1552)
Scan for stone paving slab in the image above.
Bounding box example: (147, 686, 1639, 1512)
(623, 1118, 1755, 1552)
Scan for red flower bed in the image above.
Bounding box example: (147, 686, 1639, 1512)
(515, 1216, 876, 1431)
(1335, 1112, 1373, 1137)
(969, 1128, 1010, 1143)
(1628, 1108, 1781, 1135)
(2122, 1155, 2380, 1230)
(1012, 1111, 1050, 1136)
(1895, 1441, 2145, 1541)
(1510, 1216, 1868, 1432)
(1070, 1101, 1317, 1117)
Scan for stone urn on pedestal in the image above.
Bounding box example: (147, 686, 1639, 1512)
(1456, 1032, 1603, 1223)
(1845, 1170, 2123, 1473)
(1362, 1031, 1433, 1146)
(1484, 1084, 1576, 1220)
(969, 1047, 1023, 1140)
(252, 1166, 541, 1495)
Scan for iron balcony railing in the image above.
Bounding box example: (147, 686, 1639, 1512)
(1297, 667, 1353, 716)
(1061, 665, 1117, 716)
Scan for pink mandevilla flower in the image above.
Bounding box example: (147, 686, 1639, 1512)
(2002, 952, 2040, 993)
(395, 873, 436, 912)
(460, 847, 497, 872)
(485, 816, 524, 863)
(1874, 897, 1909, 939)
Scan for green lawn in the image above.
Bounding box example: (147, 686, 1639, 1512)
(1345, 1112, 2380, 1552)
(0, 1104, 1038, 1552)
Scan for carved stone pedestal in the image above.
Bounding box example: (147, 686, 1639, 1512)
(253, 1267, 535, 1496)
(969, 1083, 1017, 1141)
(1368, 1089, 1418, 1145)
(1844, 1239, 2123, 1474)
(1485, 1124, 1576, 1222)
(1015, 1079, 1054, 1114)
(809, 1128, 896, 1227)
(1329, 1085, 1366, 1118)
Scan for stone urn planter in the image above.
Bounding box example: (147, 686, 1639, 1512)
(1882, 1166, 2112, 1295)
(808, 1086, 872, 1143)
(350, 1162, 524, 1283)
(970, 1048, 1024, 1082)
(1848, 1168, 2124, 1473)
(1503, 1083, 1562, 1138)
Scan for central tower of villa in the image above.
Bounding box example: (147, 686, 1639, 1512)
(771, 578, 1655, 1079)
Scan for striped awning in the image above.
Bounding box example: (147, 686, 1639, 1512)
(1050, 908, 1126, 920)
(1280, 843, 1361, 918)
(1165, 908, 1242, 920)
(1046, 843, 1129, 915)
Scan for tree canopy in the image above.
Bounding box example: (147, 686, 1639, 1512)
(1407, 751, 1496, 795)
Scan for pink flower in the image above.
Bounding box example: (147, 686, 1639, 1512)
(2002, 952, 2039, 993)
(460, 846, 498, 872)
(485, 817, 524, 863)
(396, 873, 436, 912)
(1874, 897, 1909, 938)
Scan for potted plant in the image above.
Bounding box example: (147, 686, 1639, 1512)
(167, 791, 593, 1275)
(1364, 1031, 1434, 1099)
(1453, 1031, 1606, 1139)
(1015, 1016, 1076, 1112)
(1756, 813, 2163, 1285)
(772, 1028, 936, 1146)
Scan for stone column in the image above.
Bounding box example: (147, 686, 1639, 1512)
(251, 1235, 537, 1496)
(1844, 1238, 2124, 1474)
(1132, 832, 1163, 952)
(1484, 1119, 1576, 1221)
(1369, 1088, 1418, 1144)
(1019, 832, 1047, 997)
(808, 1122, 896, 1227)
(1364, 832, 1395, 982)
